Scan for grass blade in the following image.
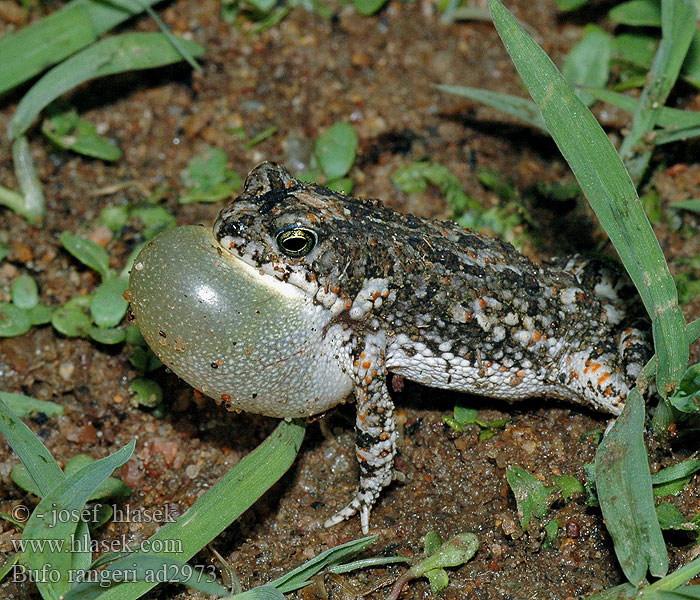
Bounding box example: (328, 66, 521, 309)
(23, 441, 135, 599)
(647, 556, 700, 592)
(0, 398, 64, 497)
(486, 0, 688, 399)
(270, 535, 377, 593)
(0, 3, 96, 97)
(9, 32, 206, 139)
(618, 0, 697, 182)
(0, 392, 64, 418)
(653, 125, 700, 146)
(0, 0, 163, 96)
(11, 136, 45, 224)
(561, 25, 612, 106)
(436, 84, 548, 132)
(582, 87, 700, 130)
(595, 390, 668, 583)
(92, 419, 306, 600)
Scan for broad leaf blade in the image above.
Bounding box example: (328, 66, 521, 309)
(595, 390, 668, 583)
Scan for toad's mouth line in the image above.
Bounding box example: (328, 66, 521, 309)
(214, 235, 308, 302)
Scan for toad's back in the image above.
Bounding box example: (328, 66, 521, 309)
(216, 163, 649, 416)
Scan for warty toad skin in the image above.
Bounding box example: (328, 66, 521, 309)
(211, 162, 651, 533)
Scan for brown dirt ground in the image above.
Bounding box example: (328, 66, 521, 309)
(1, 0, 700, 599)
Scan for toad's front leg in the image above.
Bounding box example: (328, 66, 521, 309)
(324, 331, 398, 534)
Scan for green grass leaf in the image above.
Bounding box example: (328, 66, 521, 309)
(668, 364, 700, 412)
(0, 303, 31, 337)
(0, 0, 165, 96)
(353, 0, 389, 15)
(10, 274, 39, 310)
(9, 32, 206, 139)
(436, 84, 547, 132)
(552, 474, 584, 501)
(595, 389, 668, 584)
(51, 303, 92, 338)
(130, 206, 177, 239)
(11, 136, 46, 225)
(22, 441, 135, 599)
(129, 377, 163, 407)
(618, 0, 697, 182)
(88, 327, 126, 345)
(609, 0, 661, 26)
(651, 458, 700, 486)
(556, 0, 589, 11)
(612, 33, 658, 70)
(90, 278, 128, 328)
(270, 535, 378, 593)
(315, 123, 358, 180)
(25, 304, 53, 326)
(581, 87, 700, 130)
(0, 392, 63, 419)
(505, 466, 552, 530)
(85, 419, 305, 600)
(656, 502, 696, 531)
(60, 232, 111, 279)
(42, 108, 122, 161)
(0, 397, 64, 498)
(670, 199, 700, 213)
(487, 0, 688, 398)
(562, 25, 612, 106)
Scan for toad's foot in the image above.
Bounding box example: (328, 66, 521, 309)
(324, 332, 397, 534)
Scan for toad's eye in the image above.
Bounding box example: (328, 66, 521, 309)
(275, 225, 317, 257)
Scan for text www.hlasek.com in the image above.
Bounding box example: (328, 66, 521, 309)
(12, 535, 182, 554)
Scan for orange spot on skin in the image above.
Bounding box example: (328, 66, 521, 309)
(331, 285, 340, 294)
(532, 331, 541, 342)
(358, 412, 366, 423)
(516, 370, 525, 378)
(569, 370, 579, 379)
(499, 366, 507, 372)
(371, 370, 378, 377)
(380, 432, 390, 440)
(589, 363, 601, 372)
(598, 373, 610, 385)
(365, 376, 372, 385)
(354, 359, 360, 367)
(221, 394, 231, 402)
(360, 352, 366, 358)
(604, 388, 613, 396)
(479, 298, 487, 308)
(362, 360, 371, 369)
(345, 301, 352, 310)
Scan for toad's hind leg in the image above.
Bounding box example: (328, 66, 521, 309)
(554, 256, 652, 412)
(324, 331, 397, 534)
